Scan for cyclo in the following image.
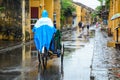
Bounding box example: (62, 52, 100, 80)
(32, 10, 63, 68)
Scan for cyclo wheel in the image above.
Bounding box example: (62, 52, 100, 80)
(42, 47, 48, 69)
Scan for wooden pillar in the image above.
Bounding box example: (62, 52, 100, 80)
(22, 0, 26, 42)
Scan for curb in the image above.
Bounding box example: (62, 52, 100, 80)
(0, 41, 33, 53)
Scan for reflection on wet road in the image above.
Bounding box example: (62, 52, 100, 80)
(0, 39, 62, 80)
(0, 26, 95, 80)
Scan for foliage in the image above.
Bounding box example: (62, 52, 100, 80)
(91, 11, 97, 18)
(96, 6, 102, 11)
(91, 6, 102, 19)
(97, 0, 110, 7)
(97, 0, 103, 2)
(95, 0, 110, 18)
(105, 0, 110, 9)
(97, 0, 110, 9)
(0, 7, 5, 11)
(61, 0, 76, 27)
(97, 0, 103, 5)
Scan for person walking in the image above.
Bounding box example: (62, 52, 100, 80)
(81, 22, 84, 31)
(78, 21, 82, 32)
(86, 22, 90, 36)
(86, 22, 90, 30)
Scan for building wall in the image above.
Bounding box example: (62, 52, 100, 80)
(54, 0, 61, 29)
(30, 0, 41, 38)
(108, 0, 120, 46)
(0, 0, 60, 40)
(81, 8, 87, 24)
(72, 4, 81, 28)
(30, 0, 60, 28)
(44, 0, 53, 20)
(0, 0, 28, 40)
(108, 0, 113, 33)
(30, 0, 44, 18)
(73, 3, 93, 27)
(75, 4, 82, 24)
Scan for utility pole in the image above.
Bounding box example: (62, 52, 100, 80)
(22, 0, 25, 43)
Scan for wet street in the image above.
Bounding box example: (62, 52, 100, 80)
(0, 26, 120, 80)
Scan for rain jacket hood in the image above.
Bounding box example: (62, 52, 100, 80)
(42, 10, 48, 18)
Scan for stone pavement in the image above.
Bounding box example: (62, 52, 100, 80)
(1, 25, 120, 80)
(91, 27, 120, 80)
(0, 40, 33, 53)
(0, 40, 22, 50)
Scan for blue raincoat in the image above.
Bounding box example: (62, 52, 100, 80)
(32, 10, 56, 53)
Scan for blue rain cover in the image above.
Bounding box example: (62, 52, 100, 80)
(32, 10, 56, 53)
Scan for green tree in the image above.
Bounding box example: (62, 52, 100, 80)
(96, 0, 110, 18)
(61, 0, 75, 27)
(105, 0, 110, 9)
(98, 0, 103, 5)
(91, 11, 97, 19)
(0, 7, 5, 11)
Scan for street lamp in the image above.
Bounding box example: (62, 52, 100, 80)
(40, 4, 42, 9)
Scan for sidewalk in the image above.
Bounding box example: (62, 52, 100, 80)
(0, 40, 22, 50)
(0, 40, 33, 53)
(91, 27, 120, 80)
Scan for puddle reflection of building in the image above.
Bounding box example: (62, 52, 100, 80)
(22, 44, 31, 62)
(21, 44, 31, 79)
(21, 45, 25, 79)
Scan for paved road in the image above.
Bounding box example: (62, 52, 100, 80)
(0, 25, 120, 80)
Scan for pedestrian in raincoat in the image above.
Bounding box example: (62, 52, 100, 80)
(32, 10, 56, 53)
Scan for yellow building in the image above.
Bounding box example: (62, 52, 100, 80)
(0, 0, 60, 40)
(108, 0, 120, 47)
(0, 0, 29, 40)
(73, 4, 82, 23)
(73, 2, 94, 28)
(81, 8, 87, 23)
